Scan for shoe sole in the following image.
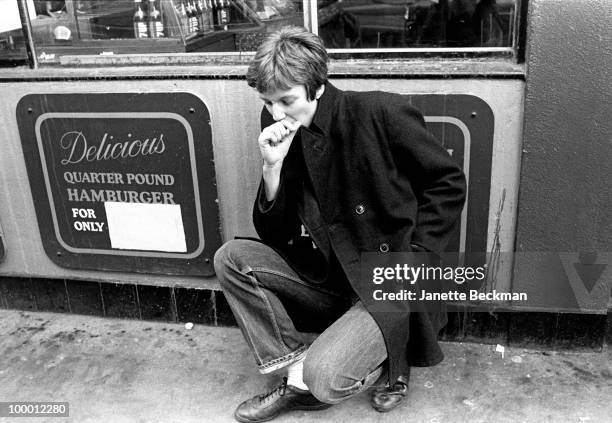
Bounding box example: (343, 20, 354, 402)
(371, 396, 407, 413)
(234, 403, 332, 423)
(371, 404, 400, 413)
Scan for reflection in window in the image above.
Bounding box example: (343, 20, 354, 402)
(30, 0, 303, 56)
(16, 0, 518, 63)
(0, 27, 27, 65)
(317, 0, 516, 49)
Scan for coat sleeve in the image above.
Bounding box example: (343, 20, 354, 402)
(383, 96, 467, 254)
(252, 107, 300, 247)
(252, 173, 299, 247)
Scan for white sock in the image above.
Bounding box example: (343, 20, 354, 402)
(286, 358, 308, 390)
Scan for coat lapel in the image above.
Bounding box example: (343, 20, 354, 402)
(300, 83, 342, 221)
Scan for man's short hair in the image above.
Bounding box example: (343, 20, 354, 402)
(246, 26, 328, 101)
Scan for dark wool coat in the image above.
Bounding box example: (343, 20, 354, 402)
(253, 82, 466, 382)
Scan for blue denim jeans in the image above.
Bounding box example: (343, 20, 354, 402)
(214, 239, 388, 404)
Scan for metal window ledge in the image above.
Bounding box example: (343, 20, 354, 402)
(0, 58, 525, 81)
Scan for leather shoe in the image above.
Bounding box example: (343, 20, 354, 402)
(370, 374, 409, 413)
(234, 377, 332, 423)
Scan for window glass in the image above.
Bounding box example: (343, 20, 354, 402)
(0, 27, 28, 65)
(22, 0, 518, 64)
(31, 0, 303, 60)
(0, 0, 36, 65)
(317, 0, 516, 49)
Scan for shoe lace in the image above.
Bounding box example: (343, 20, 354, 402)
(259, 377, 288, 405)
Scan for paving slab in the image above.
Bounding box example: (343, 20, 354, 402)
(0, 309, 610, 423)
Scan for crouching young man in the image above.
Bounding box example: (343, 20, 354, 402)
(214, 26, 466, 423)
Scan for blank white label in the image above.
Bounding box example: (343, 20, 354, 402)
(105, 202, 187, 252)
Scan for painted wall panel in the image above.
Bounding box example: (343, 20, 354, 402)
(513, 0, 612, 312)
(0, 78, 523, 293)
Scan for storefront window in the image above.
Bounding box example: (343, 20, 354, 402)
(28, 0, 303, 60)
(3, 0, 518, 66)
(317, 0, 516, 50)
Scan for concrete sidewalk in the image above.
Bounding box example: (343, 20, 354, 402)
(0, 309, 610, 423)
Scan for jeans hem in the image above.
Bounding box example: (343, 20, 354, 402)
(258, 345, 308, 374)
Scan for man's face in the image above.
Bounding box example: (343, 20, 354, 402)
(258, 85, 322, 128)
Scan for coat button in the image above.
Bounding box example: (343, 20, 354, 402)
(355, 204, 365, 215)
(379, 243, 389, 253)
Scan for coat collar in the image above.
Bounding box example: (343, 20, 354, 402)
(302, 81, 341, 138)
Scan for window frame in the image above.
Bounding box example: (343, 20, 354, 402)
(11, 0, 526, 69)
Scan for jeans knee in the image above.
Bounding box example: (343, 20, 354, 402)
(213, 238, 228, 262)
(303, 355, 352, 404)
(213, 240, 242, 290)
(213, 243, 228, 278)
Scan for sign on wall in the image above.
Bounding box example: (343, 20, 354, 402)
(410, 95, 494, 272)
(16, 93, 221, 276)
